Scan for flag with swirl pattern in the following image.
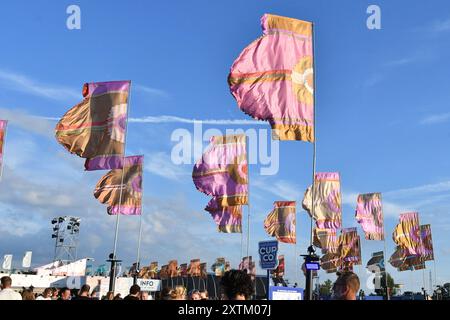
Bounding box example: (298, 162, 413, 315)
(392, 212, 423, 256)
(264, 201, 296, 244)
(193, 134, 248, 231)
(93, 155, 143, 215)
(339, 228, 362, 269)
(55, 81, 130, 170)
(228, 14, 314, 141)
(355, 193, 385, 240)
(420, 224, 434, 261)
(302, 172, 342, 229)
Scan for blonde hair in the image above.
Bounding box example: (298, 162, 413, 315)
(169, 286, 187, 300)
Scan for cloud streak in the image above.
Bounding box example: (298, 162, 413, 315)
(0, 69, 79, 101)
(420, 112, 450, 125)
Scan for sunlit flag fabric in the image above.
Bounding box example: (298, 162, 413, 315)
(22, 251, 32, 269)
(168, 260, 178, 278)
(355, 193, 385, 240)
(420, 224, 434, 261)
(264, 201, 296, 244)
(2, 254, 12, 270)
(159, 265, 169, 280)
(320, 252, 340, 274)
(200, 263, 208, 279)
(193, 134, 248, 231)
(271, 255, 285, 278)
(392, 212, 423, 256)
(366, 251, 385, 272)
(55, 81, 130, 170)
(302, 172, 342, 229)
(0, 120, 7, 173)
(206, 201, 242, 233)
(93, 155, 143, 215)
(211, 258, 226, 277)
(239, 256, 257, 279)
(179, 263, 188, 277)
(339, 228, 362, 268)
(313, 228, 339, 254)
(187, 259, 201, 277)
(228, 14, 314, 141)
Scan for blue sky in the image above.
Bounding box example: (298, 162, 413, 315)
(0, 0, 449, 293)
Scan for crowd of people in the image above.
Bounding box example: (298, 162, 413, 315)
(0, 270, 361, 301)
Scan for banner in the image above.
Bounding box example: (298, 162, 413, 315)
(22, 251, 32, 268)
(264, 201, 296, 244)
(228, 14, 314, 141)
(2, 254, 12, 270)
(55, 81, 130, 170)
(355, 193, 384, 240)
(302, 172, 342, 229)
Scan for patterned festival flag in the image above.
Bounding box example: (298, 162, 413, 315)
(264, 201, 296, 244)
(228, 14, 314, 141)
(339, 228, 362, 268)
(55, 81, 131, 170)
(355, 193, 385, 240)
(168, 260, 178, 278)
(179, 263, 188, 277)
(320, 252, 340, 274)
(302, 172, 342, 229)
(0, 120, 7, 174)
(420, 224, 434, 262)
(313, 228, 339, 254)
(392, 212, 423, 256)
(206, 202, 242, 233)
(271, 255, 285, 278)
(159, 265, 169, 280)
(239, 256, 256, 279)
(93, 155, 143, 215)
(149, 262, 158, 279)
(200, 263, 208, 279)
(211, 258, 226, 277)
(187, 259, 201, 277)
(193, 134, 248, 231)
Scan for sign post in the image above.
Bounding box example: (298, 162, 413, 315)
(258, 240, 278, 300)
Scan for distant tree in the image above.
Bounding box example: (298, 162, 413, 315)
(319, 279, 333, 297)
(374, 272, 397, 297)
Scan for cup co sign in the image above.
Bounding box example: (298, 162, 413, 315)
(258, 240, 279, 270)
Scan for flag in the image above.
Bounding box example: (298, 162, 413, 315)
(271, 255, 285, 278)
(179, 263, 188, 277)
(55, 81, 131, 170)
(211, 258, 226, 277)
(264, 201, 296, 244)
(228, 14, 314, 141)
(393, 212, 423, 256)
(2, 254, 12, 270)
(159, 265, 169, 280)
(168, 260, 178, 278)
(320, 252, 340, 274)
(187, 259, 201, 277)
(302, 172, 342, 229)
(238, 256, 256, 279)
(206, 202, 242, 233)
(420, 224, 434, 262)
(22, 251, 32, 268)
(149, 262, 158, 279)
(200, 263, 208, 279)
(313, 228, 339, 254)
(355, 193, 385, 240)
(94, 155, 143, 215)
(366, 251, 385, 272)
(339, 228, 362, 267)
(193, 134, 248, 207)
(0, 120, 7, 172)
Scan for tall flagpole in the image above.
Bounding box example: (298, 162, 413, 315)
(108, 81, 132, 293)
(305, 21, 317, 301)
(134, 156, 144, 285)
(246, 135, 251, 259)
(381, 194, 390, 300)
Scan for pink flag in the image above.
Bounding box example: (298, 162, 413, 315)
(228, 14, 314, 141)
(355, 193, 385, 240)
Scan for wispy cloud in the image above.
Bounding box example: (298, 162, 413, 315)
(432, 17, 450, 33)
(145, 151, 189, 180)
(385, 180, 450, 199)
(420, 112, 450, 125)
(134, 84, 170, 98)
(0, 107, 55, 138)
(253, 178, 303, 200)
(0, 69, 79, 101)
(384, 57, 417, 67)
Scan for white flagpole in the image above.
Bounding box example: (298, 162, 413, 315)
(381, 193, 390, 300)
(134, 155, 144, 285)
(246, 135, 251, 259)
(109, 81, 132, 293)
